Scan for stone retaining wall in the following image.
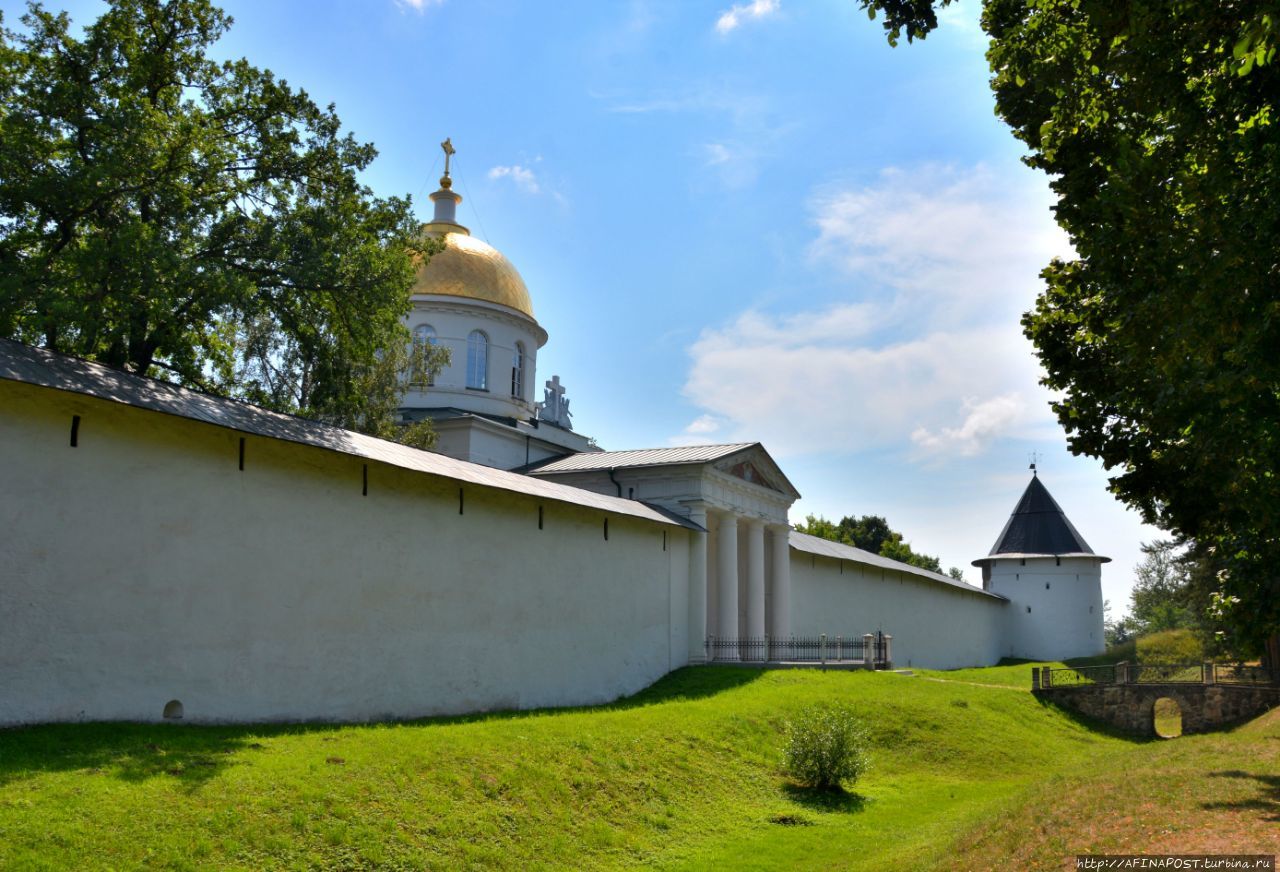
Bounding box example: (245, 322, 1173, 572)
(1036, 683, 1280, 736)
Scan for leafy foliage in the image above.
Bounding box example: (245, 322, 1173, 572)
(856, 0, 955, 45)
(991, 0, 1280, 661)
(0, 0, 444, 442)
(795, 512, 965, 579)
(858, 0, 1280, 663)
(782, 702, 871, 791)
(1129, 541, 1196, 636)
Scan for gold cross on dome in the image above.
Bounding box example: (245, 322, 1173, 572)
(441, 138, 456, 177)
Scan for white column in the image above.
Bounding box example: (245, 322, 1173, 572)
(715, 511, 739, 661)
(745, 519, 766, 660)
(769, 525, 792, 643)
(687, 504, 708, 664)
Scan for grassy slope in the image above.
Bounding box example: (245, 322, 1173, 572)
(948, 707, 1280, 868)
(914, 660, 1064, 688)
(0, 667, 1131, 871)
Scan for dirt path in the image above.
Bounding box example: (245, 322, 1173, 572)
(898, 674, 1028, 692)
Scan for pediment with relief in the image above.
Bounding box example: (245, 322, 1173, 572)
(712, 448, 799, 499)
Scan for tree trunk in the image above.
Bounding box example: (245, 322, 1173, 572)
(1265, 632, 1279, 682)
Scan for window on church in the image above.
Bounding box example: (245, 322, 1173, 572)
(467, 330, 488, 390)
(412, 325, 437, 386)
(511, 342, 525, 398)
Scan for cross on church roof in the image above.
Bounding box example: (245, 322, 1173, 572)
(439, 138, 456, 189)
(441, 138, 455, 176)
(539, 375, 574, 429)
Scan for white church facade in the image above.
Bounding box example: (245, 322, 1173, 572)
(0, 151, 1108, 725)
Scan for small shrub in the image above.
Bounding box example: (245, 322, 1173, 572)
(783, 703, 870, 790)
(1137, 629, 1205, 664)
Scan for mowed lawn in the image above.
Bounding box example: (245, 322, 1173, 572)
(0, 666, 1273, 870)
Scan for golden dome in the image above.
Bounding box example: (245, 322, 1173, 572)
(411, 226, 536, 320)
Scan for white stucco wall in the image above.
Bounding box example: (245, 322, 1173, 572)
(0, 381, 689, 725)
(985, 557, 1105, 661)
(788, 552, 1006, 669)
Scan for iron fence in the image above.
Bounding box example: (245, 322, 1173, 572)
(705, 633, 889, 665)
(1213, 663, 1275, 685)
(1039, 661, 1276, 688)
(1040, 664, 1115, 687)
(1129, 663, 1204, 684)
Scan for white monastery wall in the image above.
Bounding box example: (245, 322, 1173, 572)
(789, 553, 1005, 669)
(0, 381, 689, 725)
(986, 558, 1105, 661)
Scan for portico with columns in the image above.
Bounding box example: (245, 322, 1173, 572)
(523, 442, 799, 663)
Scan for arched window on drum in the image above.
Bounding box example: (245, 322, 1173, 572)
(411, 324, 437, 387)
(467, 330, 489, 390)
(511, 342, 525, 399)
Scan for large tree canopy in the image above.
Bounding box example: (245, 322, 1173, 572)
(0, 0, 442, 442)
(859, 0, 1280, 663)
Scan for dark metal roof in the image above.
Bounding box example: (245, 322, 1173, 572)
(0, 339, 701, 531)
(982, 475, 1109, 561)
(789, 531, 1006, 601)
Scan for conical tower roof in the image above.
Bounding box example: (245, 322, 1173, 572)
(980, 475, 1110, 562)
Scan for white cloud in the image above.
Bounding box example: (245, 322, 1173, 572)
(681, 318, 1050, 457)
(703, 143, 733, 166)
(808, 164, 1071, 327)
(396, 0, 444, 10)
(715, 0, 779, 34)
(669, 413, 727, 446)
(685, 414, 722, 435)
(678, 163, 1070, 460)
(910, 393, 1026, 458)
(488, 165, 542, 195)
(698, 140, 770, 188)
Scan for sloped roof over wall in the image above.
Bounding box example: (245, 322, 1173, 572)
(0, 340, 701, 531)
(525, 443, 754, 472)
(789, 531, 1006, 601)
(525, 442, 801, 499)
(981, 475, 1109, 562)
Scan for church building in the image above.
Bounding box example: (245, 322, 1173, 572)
(0, 146, 1106, 725)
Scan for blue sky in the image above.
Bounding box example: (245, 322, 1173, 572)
(5, 0, 1162, 614)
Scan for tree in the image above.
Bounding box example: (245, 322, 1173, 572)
(795, 512, 959, 576)
(1103, 600, 1135, 648)
(856, 0, 1280, 667)
(1128, 540, 1194, 635)
(0, 0, 445, 443)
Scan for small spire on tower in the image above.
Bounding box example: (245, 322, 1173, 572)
(1028, 451, 1042, 476)
(428, 137, 464, 229)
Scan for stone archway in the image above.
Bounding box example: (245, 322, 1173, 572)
(1151, 696, 1182, 738)
(1037, 682, 1280, 736)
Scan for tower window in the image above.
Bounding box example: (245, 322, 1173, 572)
(511, 342, 525, 398)
(412, 324, 437, 386)
(466, 330, 488, 390)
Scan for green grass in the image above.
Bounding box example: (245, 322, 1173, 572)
(1154, 697, 1183, 738)
(11, 665, 1274, 869)
(948, 708, 1280, 867)
(914, 659, 1066, 688)
(0, 667, 1135, 870)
